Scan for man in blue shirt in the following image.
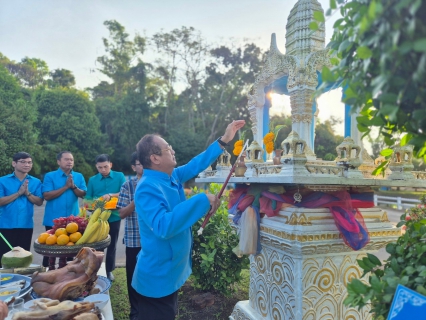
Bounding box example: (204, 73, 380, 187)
(133, 120, 245, 320)
(86, 154, 126, 281)
(42, 151, 87, 268)
(0, 152, 43, 267)
(117, 152, 143, 320)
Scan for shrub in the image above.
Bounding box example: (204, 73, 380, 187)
(190, 183, 249, 296)
(344, 194, 426, 319)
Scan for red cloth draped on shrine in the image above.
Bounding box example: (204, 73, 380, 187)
(228, 185, 373, 250)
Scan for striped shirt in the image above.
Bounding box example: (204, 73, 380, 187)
(117, 176, 141, 248)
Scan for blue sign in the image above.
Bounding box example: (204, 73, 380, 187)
(388, 284, 426, 319)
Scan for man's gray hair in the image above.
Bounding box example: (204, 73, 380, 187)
(136, 134, 162, 168)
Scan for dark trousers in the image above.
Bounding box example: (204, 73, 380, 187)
(0, 228, 33, 268)
(136, 290, 178, 320)
(126, 246, 141, 319)
(106, 220, 121, 273)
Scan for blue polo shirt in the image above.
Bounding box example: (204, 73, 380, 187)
(42, 168, 87, 226)
(132, 141, 222, 298)
(0, 173, 43, 228)
(86, 170, 126, 223)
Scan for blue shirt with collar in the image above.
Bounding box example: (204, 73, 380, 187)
(0, 173, 43, 228)
(42, 168, 87, 226)
(86, 170, 126, 223)
(132, 141, 223, 298)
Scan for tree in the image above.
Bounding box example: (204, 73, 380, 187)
(33, 88, 104, 178)
(314, 117, 344, 160)
(96, 20, 146, 95)
(151, 26, 210, 134)
(316, 0, 426, 161)
(48, 68, 76, 88)
(92, 21, 152, 172)
(0, 65, 38, 176)
(200, 43, 264, 147)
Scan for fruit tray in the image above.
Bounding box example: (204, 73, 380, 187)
(33, 235, 111, 258)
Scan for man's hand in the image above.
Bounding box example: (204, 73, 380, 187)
(0, 301, 8, 320)
(66, 175, 75, 189)
(221, 120, 246, 144)
(18, 180, 28, 196)
(206, 194, 220, 214)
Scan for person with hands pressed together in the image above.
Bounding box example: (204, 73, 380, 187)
(86, 154, 126, 281)
(0, 152, 43, 267)
(133, 120, 245, 320)
(42, 151, 87, 268)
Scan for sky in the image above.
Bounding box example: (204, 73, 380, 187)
(0, 0, 346, 135)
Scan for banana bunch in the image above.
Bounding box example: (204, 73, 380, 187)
(75, 208, 111, 245)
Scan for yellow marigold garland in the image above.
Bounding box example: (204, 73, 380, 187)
(263, 132, 274, 144)
(263, 132, 275, 153)
(233, 140, 243, 156)
(265, 141, 274, 154)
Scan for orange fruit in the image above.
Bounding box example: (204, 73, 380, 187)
(66, 242, 75, 246)
(38, 233, 50, 244)
(45, 235, 58, 245)
(57, 234, 70, 246)
(69, 232, 82, 243)
(55, 228, 67, 237)
(66, 222, 78, 234)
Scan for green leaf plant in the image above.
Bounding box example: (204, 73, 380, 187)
(190, 183, 249, 296)
(311, 0, 426, 162)
(344, 194, 426, 319)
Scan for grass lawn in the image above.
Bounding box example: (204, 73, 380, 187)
(110, 267, 250, 320)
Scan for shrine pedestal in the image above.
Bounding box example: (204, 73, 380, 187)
(230, 207, 399, 320)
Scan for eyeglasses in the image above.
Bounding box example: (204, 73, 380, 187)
(16, 161, 33, 165)
(161, 145, 173, 153)
(151, 145, 173, 156)
(134, 163, 143, 167)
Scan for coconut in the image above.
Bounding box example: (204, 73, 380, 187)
(1, 246, 33, 268)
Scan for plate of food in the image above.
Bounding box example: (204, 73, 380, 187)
(0, 274, 14, 283)
(0, 274, 31, 300)
(30, 275, 111, 301)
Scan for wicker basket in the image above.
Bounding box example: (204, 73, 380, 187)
(33, 235, 111, 258)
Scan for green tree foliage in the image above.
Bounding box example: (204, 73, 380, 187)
(190, 183, 249, 296)
(48, 68, 76, 88)
(315, 0, 426, 160)
(345, 195, 426, 319)
(33, 88, 103, 178)
(315, 117, 344, 160)
(93, 21, 151, 172)
(96, 20, 146, 95)
(0, 65, 38, 176)
(201, 43, 263, 147)
(0, 54, 49, 88)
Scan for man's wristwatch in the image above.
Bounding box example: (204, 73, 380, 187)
(71, 185, 77, 190)
(26, 192, 32, 197)
(217, 136, 230, 147)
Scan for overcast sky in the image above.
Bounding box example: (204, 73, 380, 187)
(0, 0, 346, 134)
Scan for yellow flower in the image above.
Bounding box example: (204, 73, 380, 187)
(233, 146, 243, 156)
(234, 140, 243, 147)
(266, 141, 274, 154)
(263, 132, 274, 144)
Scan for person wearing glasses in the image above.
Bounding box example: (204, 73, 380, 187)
(0, 152, 43, 267)
(133, 120, 245, 320)
(116, 152, 144, 320)
(86, 154, 126, 281)
(42, 151, 87, 269)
